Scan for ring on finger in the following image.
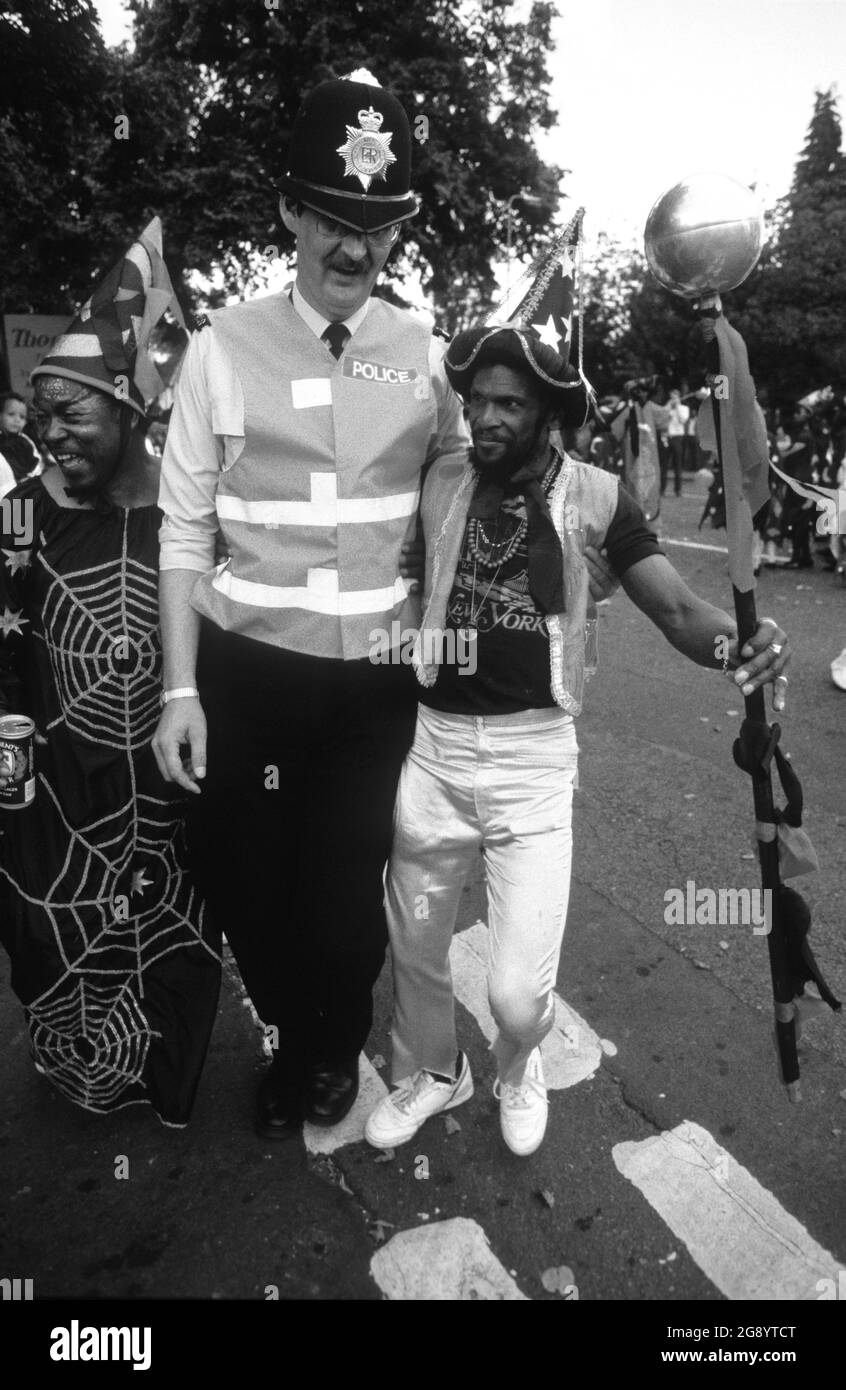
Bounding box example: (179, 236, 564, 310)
(768, 641, 784, 655)
(775, 674, 789, 685)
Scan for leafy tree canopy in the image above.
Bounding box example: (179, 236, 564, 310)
(1, 0, 566, 332)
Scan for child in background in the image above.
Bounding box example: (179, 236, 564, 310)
(0, 392, 41, 497)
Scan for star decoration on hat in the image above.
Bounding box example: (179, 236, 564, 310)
(336, 107, 396, 190)
(533, 312, 568, 353)
(2, 548, 32, 575)
(0, 606, 28, 639)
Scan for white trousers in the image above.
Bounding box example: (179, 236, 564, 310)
(386, 703, 578, 1087)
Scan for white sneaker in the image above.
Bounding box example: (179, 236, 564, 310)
(831, 647, 846, 690)
(494, 1049, 548, 1156)
(365, 1053, 473, 1149)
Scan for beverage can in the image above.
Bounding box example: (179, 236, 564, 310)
(0, 714, 36, 809)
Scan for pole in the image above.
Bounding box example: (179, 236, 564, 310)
(700, 304, 801, 1100)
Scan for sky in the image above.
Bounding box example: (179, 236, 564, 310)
(92, 0, 846, 251)
(545, 0, 846, 246)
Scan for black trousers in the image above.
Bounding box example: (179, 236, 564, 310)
(188, 621, 418, 1078)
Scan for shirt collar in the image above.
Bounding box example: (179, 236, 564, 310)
(291, 282, 370, 340)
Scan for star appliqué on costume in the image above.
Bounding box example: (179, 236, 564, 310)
(3, 548, 32, 575)
(131, 868, 154, 896)
(0, 606, 28, 639)
(533, 312, 567, 353)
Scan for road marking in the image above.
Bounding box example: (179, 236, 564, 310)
(450, 920, 604, 1089)
(658, 536, 728, 554)
(370, 1217, 528, 1300)
(613, 1120, 842, 1300)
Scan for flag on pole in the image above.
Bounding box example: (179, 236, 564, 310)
(697, 314, 771, 593)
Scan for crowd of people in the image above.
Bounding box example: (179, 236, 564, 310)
(0, 76, 797, 1157)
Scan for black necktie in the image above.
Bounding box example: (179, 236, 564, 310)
(322, 323, 350, 359)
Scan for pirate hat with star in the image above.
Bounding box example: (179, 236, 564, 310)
(445, 325, 589, 428)
(31, 217, 185, 417)
(449, 205, 594, 426)
(278, 76, 418, 233)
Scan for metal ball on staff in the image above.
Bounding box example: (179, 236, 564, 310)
(644, 171, 764, 298)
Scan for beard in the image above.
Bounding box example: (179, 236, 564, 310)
(469, 443, 513, 483)
(470, 420, 551, 486)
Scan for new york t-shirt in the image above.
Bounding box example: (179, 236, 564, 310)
(421, 455, 662, 715)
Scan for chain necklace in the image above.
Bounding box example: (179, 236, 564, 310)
(459, 555, 505, 635)
(460, 453, 562, 634)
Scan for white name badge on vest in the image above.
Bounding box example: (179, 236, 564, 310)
(343, 357, 419, 385)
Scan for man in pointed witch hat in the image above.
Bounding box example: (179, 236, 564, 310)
(152, 75, 471, 1140)
(365, 321, 793, 1159)
(0, 219, 221, 1126)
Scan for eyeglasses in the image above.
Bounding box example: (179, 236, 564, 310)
(312, 213, 401, 247)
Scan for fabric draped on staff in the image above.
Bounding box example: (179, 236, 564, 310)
(698, 293, 839, 1101)
(643, 173, 840, 1098)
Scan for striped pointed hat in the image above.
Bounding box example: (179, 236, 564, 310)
(31, 217, 185, 417)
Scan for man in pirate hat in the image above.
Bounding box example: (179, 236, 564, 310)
(153, 76, 469, 1139)
(365, 322, 792, 1158)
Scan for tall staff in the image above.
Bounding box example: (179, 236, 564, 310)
(643, 175, 801, 1094)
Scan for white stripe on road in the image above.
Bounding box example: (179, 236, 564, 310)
(658, 536, 729, 554)
(613, 1120, 842, 1300)
(450, 920, 605, 1090)
(370, 1217, 528, 1300)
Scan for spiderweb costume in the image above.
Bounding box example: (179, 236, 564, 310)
(0, 478, 221, 1125)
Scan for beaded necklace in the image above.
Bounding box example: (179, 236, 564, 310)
(461, 453, 561, 632)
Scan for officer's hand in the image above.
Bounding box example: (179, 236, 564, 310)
(400, 535, 425, 591)
(152, 697, 207, 794)
(585, 545, 620, 603)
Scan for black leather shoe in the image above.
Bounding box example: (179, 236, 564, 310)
(255, 1065, 303, 1141)
(303, 1056, 360, 1127)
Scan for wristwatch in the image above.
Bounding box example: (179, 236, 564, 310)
(160, 687, 200, 707)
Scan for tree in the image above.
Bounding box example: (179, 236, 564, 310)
(2, 0, 566, 329)
(579, 90, 846, 404)
(0, 0, 118, 315)
(733, 88, 846, 404)
(124, 0, 565, 327)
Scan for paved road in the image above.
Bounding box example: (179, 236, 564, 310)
(2, 482, 844, 1347)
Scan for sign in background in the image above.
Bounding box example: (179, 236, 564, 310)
(3, 315, 73, 396)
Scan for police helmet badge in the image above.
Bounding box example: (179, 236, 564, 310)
(336, 107, 397, 191)
(278, 78, 418, 232)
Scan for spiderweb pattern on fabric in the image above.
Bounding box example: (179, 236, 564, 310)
(39, 551, 161, 750)
(0, 508, 219, 1115)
